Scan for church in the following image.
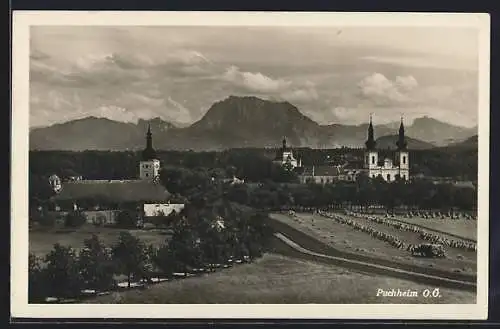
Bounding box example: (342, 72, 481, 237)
(363, 115, 410, 182)
(50, 125, 184, 224)
(294, 115, 411, 184)
(273, 137, 302, 170)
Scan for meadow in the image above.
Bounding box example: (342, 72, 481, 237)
(270, 213, 476, 275)
(85, 253, 476, 304)
(29, 225, 169, 258)
(391, 216, 477, 241)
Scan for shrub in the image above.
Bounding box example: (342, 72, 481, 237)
(64, 210, 87, 228)
(115, 209, 139, 229)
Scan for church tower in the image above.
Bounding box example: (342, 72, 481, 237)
(364, 115, 378, 173)
(139, 124, 160, 180)
(395, 117, 409, 180)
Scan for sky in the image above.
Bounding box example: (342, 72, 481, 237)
(29, 26, 479, 128)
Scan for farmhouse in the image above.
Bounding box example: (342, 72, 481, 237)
(50, 125, 184, 224)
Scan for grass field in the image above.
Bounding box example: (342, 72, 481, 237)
(85, 253, 475, 304)
(29, 225, 169, 258)
(391, 216, 477, 241)
(270, 213, 476, 275)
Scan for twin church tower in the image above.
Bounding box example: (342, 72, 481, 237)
(364, 115, 410, 182)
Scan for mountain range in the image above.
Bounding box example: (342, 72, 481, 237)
(29, 96, 478, 151)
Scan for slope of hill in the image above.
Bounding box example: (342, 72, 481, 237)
(29, 117, 141, 151)
(28, 96, 478, 151)
(442, 135, 478, 151)
(375, 135, 436, 150)
(406, 116, 477, 146)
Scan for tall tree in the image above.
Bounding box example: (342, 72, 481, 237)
(78, 234, 117, 291)
(111, 232, 147, 288)
(44, 244, 83, 299)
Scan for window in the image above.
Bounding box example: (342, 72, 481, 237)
(402, 175, 406, 180)
(145, 173, 149, 177)
(371, 156, 375, 164)
(387, 174, 391, 181)
(320, 178, 324, 184)
(402, 156, 406, 165)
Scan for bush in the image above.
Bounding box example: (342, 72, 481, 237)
(64, 210, 87, 228)
(115, 210, 139, 229)
(36, 210, 57, 228)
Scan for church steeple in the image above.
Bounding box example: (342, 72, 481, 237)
(365, 114, 376, 151)
(142, 123, 157, 161)
(282, 136, 287, 151)
(396, 116, 407, 151)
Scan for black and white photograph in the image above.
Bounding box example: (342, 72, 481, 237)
(11, 11, 490, 319)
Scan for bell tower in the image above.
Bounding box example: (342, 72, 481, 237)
(139, 124, 160, 180)
(364, 114, 378, 172)
(396, 116, 409, 180)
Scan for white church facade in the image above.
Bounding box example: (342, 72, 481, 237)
(363, 116, 410, 182)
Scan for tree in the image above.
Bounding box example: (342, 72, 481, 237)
(64, 210, 87, 228)
(115, 209, 139, 229)
(78, 234, 117, 291)
(35, 208, 57, 228)
(44, 244, 83, 299)
(153, 243, 175, 276)
(111, 232, 147, 288)
(29, 253, 48, 303)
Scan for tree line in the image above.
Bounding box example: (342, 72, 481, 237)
(29, 147, 477, 183)
(224, 175, 477, 212)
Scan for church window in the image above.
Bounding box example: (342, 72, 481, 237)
(387, 174, 391, 181)
(402, 156, 406, 165)
(371, 156, 375, 165)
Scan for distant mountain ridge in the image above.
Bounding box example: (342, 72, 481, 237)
(375, 135, 435, 150)
(29, 96, 478, 151)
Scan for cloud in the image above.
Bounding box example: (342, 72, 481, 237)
(280, 87, 319, 103)
(165, 97, 193, 124)
(395, 75, 418, 91)
(222, 65, 292, 93)
(358, 73, 418, 106)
